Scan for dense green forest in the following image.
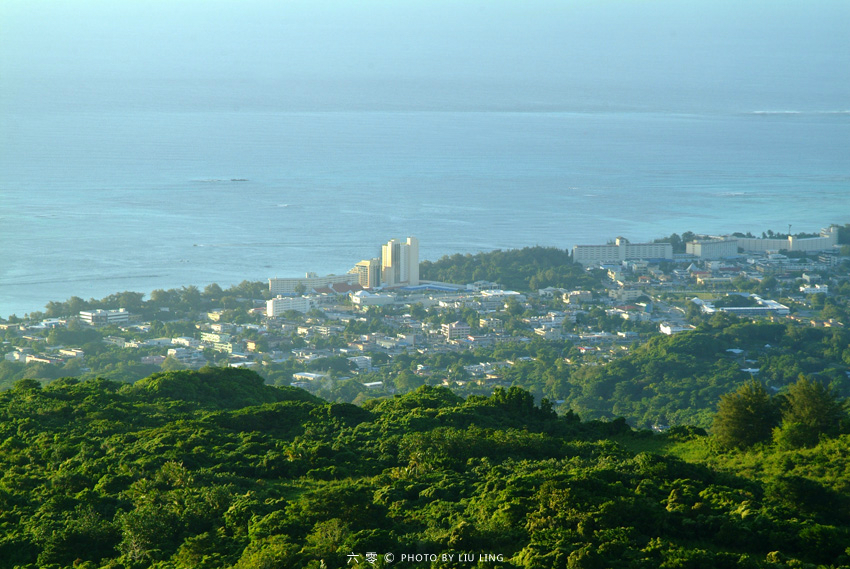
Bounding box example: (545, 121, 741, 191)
(419, 246, 600, 291)
(1, 368, 849, 568)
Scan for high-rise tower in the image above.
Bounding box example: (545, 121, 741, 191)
(351, 258, 381, 288)
(381, 236, 419, 287)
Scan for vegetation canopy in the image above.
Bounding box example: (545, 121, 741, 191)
(1, 368, 849, 568)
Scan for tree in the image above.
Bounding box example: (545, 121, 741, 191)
(150, 289, 172, 304)
(773, 377, 847, 448)
(303, 518, 350, 559)
(409, 303, 427, 320)
(13, 378, 43, 391)
(393, 370, 423, 392)
(117, 291, 145, 312)
(712, 380, 780, 449)
(232, 536, 300, 569)
(203, 283, 223, 298)
(161, 356, 187, 372)
(758, 276, 778, 295)
(180, 286, 202, 308)
(506, 299, 524, 317)
(654, 233, 684, 253)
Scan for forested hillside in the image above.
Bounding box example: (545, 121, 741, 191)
(1, 368, 848, 568)
(562, 318, 850, 428)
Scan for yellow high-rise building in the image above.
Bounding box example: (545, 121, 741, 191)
(381, 236, 419, 287)
(351, 258, 381, 288)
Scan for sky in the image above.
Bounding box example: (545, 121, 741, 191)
(2, 0, 849, 113)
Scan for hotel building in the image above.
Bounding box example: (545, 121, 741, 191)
(351, 258, 381, 289)
(686, 238, 739, 259)
(381, 237, 419, 287)
(735, 226, 838, 253)
(269, 273, 359, 295)
(572, 237, 673, 266)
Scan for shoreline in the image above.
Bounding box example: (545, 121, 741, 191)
(4, 225, 846, 321)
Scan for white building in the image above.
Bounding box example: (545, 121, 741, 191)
(381, 237, 419, 287)
(172, 336, 200, 348)
(573, 237, 673, 266)
(467, 280, 501, 291)
(348, 355, 373, 370)
(442, 320, 471, 340)
(800, 284, 829, 295)
(59, 348, 85, 358)
(692, 295, 790, 317)
(167, 347, 207, 366)
(736, 226, 838, 253)
(351, 291, 396, 306)
(534, 326, 562, 339)
(608, 289, 645, 302)
(78, 308, 130, 326)
(480, 289, 526, 302)
(269, 273, 358, 295)
(565, 290, 593, 304)
(659, 323, 694, 335)
(266, 295, 315, 317)
(686, 238, 739, 259)
(479, 317, 505, 331)
(5, 350, 30, 362)
(200, 332, 231, 343)
(292, 372, 329, 382)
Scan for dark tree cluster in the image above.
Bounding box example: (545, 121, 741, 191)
(419, 246, 599, 291)
(714, 377, 848, 450)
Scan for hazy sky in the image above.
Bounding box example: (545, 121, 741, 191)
(2, 0, 849, 113)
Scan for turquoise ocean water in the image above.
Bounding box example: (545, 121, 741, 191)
(1, 1, 849, 317)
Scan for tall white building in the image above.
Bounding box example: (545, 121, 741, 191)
(381, 237, 419, 287)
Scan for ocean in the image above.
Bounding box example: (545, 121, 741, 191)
(1, 1, 849, 318)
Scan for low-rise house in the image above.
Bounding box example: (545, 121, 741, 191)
(348, 355, 373, 370)
(103, 336, 126, 347)
(58, 348, 85, 358)
(660, 323, 694, 335)
(351, 291, 396, 306)
(167, 348, 207, 366)
(172, 336, 200, 348)
(292, 372, 329, 382)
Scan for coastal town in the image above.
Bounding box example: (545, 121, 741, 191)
(2, 225, 849, 423)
